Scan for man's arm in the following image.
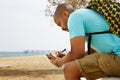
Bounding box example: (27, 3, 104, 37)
(54, 36, 85, 65)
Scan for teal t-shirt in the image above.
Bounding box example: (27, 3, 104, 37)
(68, 9, 120, 57)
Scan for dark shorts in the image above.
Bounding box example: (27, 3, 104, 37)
(75, 52, 120, 80)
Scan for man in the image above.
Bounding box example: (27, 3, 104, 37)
(48, 3, 120, 80)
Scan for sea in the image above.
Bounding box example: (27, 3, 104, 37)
(0, 50, 69, 58)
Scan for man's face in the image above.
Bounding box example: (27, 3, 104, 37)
(54, 12, 69, 32)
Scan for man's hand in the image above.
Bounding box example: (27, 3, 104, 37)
(46, 49, 66, 67)
(56, 51, 65, 58)
(47, 53, 62, 67)
(48, 53, 56, 63)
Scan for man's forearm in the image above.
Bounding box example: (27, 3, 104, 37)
(57, 51, 84, 65)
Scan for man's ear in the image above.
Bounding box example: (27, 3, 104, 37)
(63, 11, 69, 18)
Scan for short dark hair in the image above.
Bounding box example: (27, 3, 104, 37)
(54, 3, 74, 21)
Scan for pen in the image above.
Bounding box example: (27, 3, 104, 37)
(60, 48, 66, 53)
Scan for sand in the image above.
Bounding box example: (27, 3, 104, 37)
(0, 55, 119, 80)
(0, 55, 65, 80)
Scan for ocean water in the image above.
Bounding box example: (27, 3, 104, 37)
(0, 50, 69, 58)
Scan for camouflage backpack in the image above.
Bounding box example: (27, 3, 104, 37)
(87, 0, 120, 37)
(86, 0, 120, 54)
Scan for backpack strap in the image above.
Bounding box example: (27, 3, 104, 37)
(86, 31, 110, 55)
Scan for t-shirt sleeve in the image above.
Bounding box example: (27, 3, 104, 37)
(68, 13, 85, 39)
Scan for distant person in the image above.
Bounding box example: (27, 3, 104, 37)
(48, 3, 120, 80)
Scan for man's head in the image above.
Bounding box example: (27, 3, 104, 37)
(54, 3, 74, 31)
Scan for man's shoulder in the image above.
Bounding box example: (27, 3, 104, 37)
(74, 8, 95, 14)
(70, 8, 99, 19)
(69, 9, 89, 20)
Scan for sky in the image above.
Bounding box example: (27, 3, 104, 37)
(0, 0, 70, 51)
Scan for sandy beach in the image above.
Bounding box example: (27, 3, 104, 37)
(0, 55, 119, 80)
(0, 55, 65, 80)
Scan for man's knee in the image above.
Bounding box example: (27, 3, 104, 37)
(64, 63, 71, 74)
(63, 61, 82, 77)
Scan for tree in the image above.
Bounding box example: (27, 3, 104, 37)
(45, 0, 89, 16)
